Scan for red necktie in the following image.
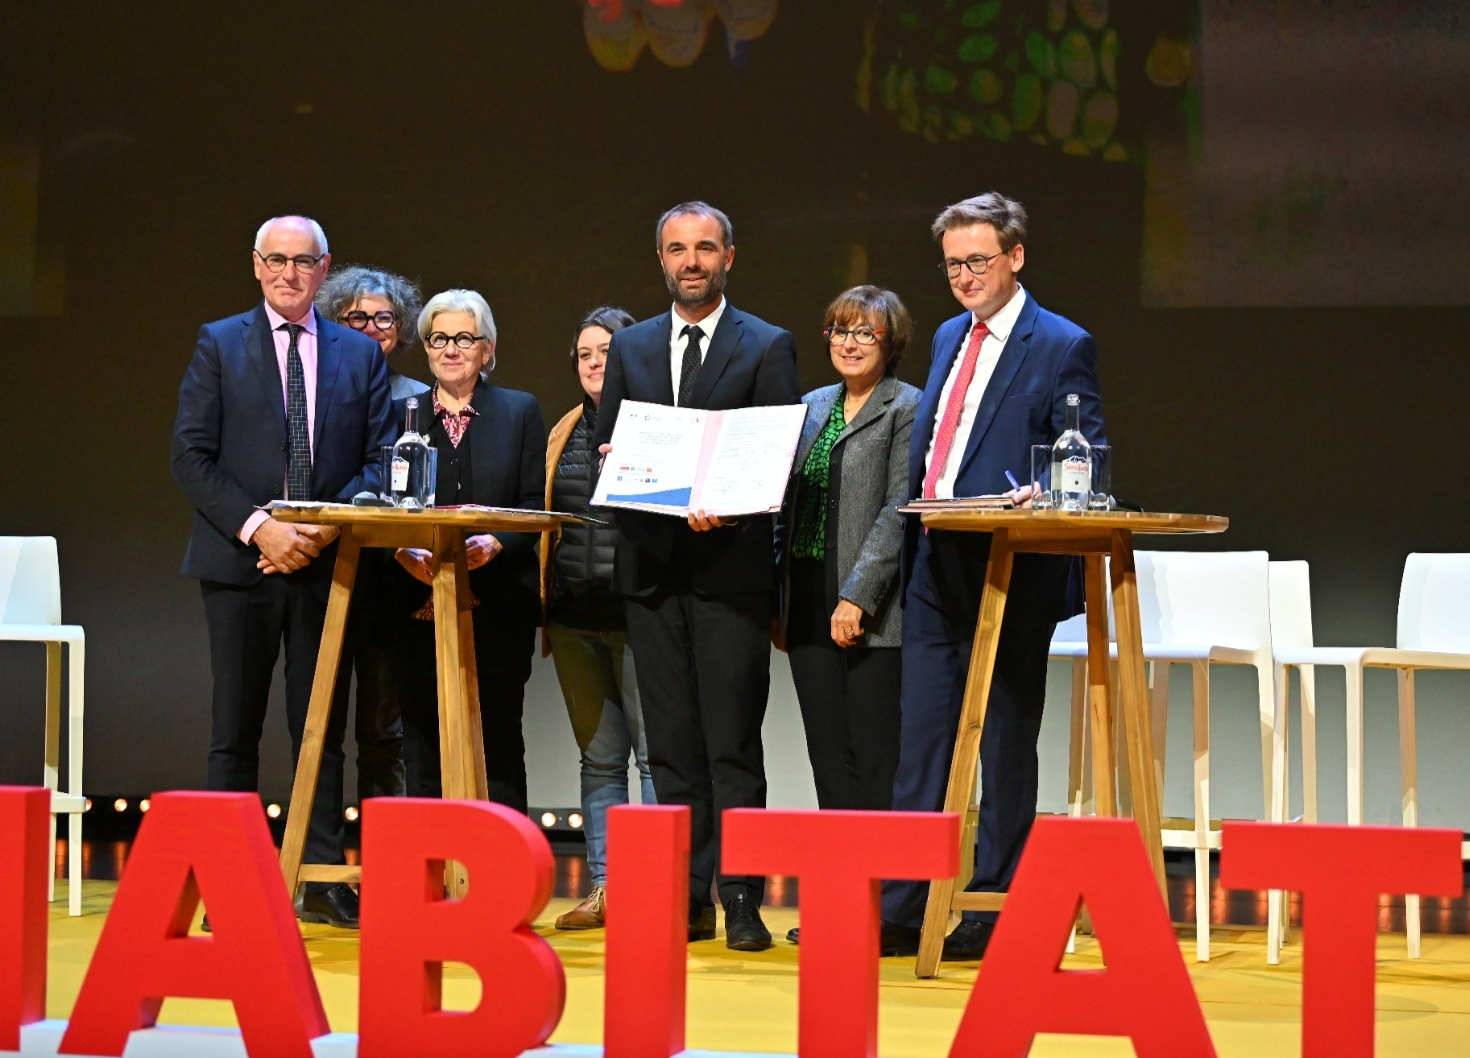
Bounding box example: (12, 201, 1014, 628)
(922, 319, 991, 499)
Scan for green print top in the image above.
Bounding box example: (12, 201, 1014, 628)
(791, 392, 847, 561)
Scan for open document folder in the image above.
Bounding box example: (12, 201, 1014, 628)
(592, 400, 808, 517)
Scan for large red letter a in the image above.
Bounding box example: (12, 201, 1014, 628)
(949, 817, 1215, 1058)
(59, 791, 328, 1057)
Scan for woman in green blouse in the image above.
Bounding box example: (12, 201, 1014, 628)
(780, 286, 922, 814)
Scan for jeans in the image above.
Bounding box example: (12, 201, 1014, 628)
(547, 622, 656, 887)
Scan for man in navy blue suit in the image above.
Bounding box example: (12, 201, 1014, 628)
(171, 215, 394, 929)
(879, 193, 1106, 959)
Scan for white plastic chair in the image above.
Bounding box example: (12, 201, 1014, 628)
(1275, 553, 1470, 960)
(0, 537, 85, 915)
(1133, 551, 1276, 962)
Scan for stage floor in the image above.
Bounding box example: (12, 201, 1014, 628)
(43, 881, 1470, 1056)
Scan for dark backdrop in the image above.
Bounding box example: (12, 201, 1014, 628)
(1, 2, 1466, 809)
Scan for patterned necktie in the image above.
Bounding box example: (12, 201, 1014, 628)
(677, 323, 704, 407)
(283, 323, 312, 501)
(922, 319, 991, 499)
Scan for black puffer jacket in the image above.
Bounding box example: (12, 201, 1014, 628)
(549, 401, 623, 628)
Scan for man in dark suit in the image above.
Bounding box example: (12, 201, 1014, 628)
(592, 201, 798, 950)
(171, 215, 394, 929)
(879, 193, 1106, 959)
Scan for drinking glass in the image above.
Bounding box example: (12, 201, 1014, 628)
(379, 446, 395, 504)
(422, 447, 439, 508)
(1088, 445, 1113, 511)
(1029, 444, 1054, 510)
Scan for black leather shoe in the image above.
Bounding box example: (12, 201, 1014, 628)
(688, 904, 717, 942)
(786, 921, 917, 954)
(722, 892, 772, 952)
(200, 914, 211, 934)
(298, 883, 360, 929)
(941, 919, 994, 961)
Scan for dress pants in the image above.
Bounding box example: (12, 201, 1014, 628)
(880, 536, 1055, 928)
(787, 558, 902, 811)
(624, 589, 771, 909)
(200, 566, 350, 882)
(348, 551, 406, 801)
(393, 612, 535, 812)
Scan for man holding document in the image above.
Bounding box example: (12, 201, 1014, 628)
(592, 200, 799, 951)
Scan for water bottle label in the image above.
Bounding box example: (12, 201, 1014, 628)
(391, 456, 409, 492)
(1061, 456, 1090, 495)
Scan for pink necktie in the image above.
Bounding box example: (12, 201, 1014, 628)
(922, 319, 991, 499)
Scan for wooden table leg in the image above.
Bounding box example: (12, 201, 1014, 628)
(454, 553, 489, 801)
(1083, 555, 1116, 818)
(915, 529, 1013, 980)
(279, 529, 361, 894)
(430, 529, 472, 897)
(1109, 530, 1166, 893)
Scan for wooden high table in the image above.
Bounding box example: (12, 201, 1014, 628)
(271, 504, 567, 898)
(909, 508, 1228, 978)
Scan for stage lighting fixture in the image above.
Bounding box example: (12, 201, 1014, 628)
(567, 813, 584, 829)
(113, 799, 128, 813)
(344, 806, 360, 822)
(266, 803, 282, 819)
(139, 799, 151, 813)
(83, 798, 92, 812)
(540, 812, 558, 828)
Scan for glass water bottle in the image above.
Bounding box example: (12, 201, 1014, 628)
(390, 397, 434, 510)
(1050, 393, 1091, 513)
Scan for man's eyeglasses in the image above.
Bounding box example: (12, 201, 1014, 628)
(940, 250, 1005, 279)
(824, 325, 887, 346)
(340, 310, 399, 331)
(425, 331, 487, 350)
(255, 250, 326, 274)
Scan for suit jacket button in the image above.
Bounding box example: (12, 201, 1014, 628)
(279, 441, 287, 451)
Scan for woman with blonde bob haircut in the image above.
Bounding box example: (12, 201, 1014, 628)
(388, 288, 547, 810)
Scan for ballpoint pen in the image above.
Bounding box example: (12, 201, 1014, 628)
(1005, 470, 1022, 492)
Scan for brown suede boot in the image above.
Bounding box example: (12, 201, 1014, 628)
(555, 885, 607, 930)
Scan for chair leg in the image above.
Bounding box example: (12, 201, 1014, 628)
(68, 639, 85, 917)
(1067, 656, 1088, 817)
(1192, 661, 1211, 962)
(43, 642, 62, 906)
(1346, 664, 1365, 827)
(1399, 668, 1420, 959)
(1149, 660, 1170, 811)
(1301, 665, 1319, 825)
(1268, 663, 1290, 966)
(1065, 656, 1088, 956)
(1113, 661, 1132, 817)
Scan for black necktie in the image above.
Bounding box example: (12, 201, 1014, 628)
(283, 323, 312, 500)
(677, 323, 704, 407)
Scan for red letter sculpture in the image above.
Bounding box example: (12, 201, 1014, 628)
(949, 817, 1216, 1058)
(0, 787, 50, 1050)
(1221, 821, 1463, 1058)
(722, 809, 959, 1058)
(359, 798, 565, 1058)
(604, 805, 690, 1058)
(59, 791, 329, 1057)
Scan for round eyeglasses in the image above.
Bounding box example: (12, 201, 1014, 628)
(340, 310, 399, 331)
(425, 331, 487, 350)
(824, 325, 887, 346)
(940, 250, 1004, 279)
(255, 250, 326, 274)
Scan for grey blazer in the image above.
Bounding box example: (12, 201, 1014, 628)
(778, 373, 922, 647)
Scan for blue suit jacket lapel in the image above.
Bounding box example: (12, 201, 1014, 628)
(687, 307, 740, 408)
(313, 309, 344, 450)
(909, 313, 969, 495)
(245, 305, 287, 442)
(953, 294, 1037, 482)
(648, 313, 676, 405)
